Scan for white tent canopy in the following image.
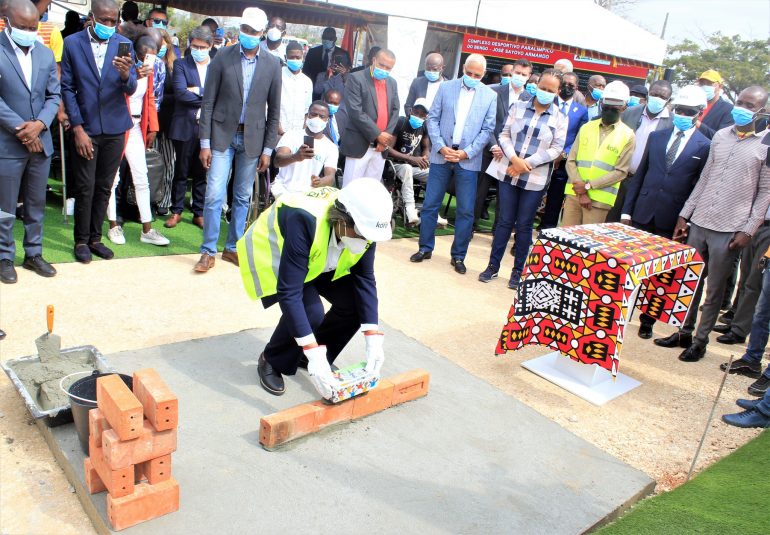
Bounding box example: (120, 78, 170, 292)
(327, 0, 667, 66)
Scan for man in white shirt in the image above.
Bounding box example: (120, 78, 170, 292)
(279, 40, 313, 136)
(260, 15, 286, 61)
(273, 101, 339, 198)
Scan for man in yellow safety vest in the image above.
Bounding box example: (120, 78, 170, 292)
(562, 80, 636, 226)
(236, 178, 393, 399)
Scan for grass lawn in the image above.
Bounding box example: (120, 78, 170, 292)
(598, 430, 769, 535)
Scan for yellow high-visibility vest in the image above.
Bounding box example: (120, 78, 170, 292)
(565, 120, 634, 207)
(236, 187, 368, 300)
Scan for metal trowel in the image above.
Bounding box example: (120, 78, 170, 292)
(35, 305, 61, 363)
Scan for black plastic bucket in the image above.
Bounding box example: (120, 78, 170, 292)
(65, 371, 133, 455)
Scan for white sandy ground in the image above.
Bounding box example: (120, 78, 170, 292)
(0, 234, 763, 534)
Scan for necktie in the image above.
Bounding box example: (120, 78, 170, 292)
(330, 118, 338, 144)
(560, 100, 568, 115)
(665, 131, 685, 169)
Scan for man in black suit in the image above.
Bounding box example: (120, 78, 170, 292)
(303, 27, 350, 97)
(696, 69, 734, 139)
(339, 48, 399, 187)
(404, 52, 446, 116)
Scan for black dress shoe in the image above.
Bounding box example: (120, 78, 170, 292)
(654, 332, 692, 348)
(450, 258, 467, 274)
(258, 353, 285, 396)
(74, 244, 92, 264)
(712, 323, 731, 334)
(0, 260, 17, 284)
(22, 256, 56, 278)
(678, 344, 706, 362)
(720, 358, 762, 378)
(89, 242, 114, 260)
(410, 250, 432, 262)
(716, 332, 746, 345)
(638, 324, 653, 339)
(719, 310, 734, 324)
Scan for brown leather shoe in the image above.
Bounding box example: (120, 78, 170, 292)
(192, 215, 204, 229)
(164, 213, 182, 228)
(194, 254, 215, 272)
(222, 250, 239, 266)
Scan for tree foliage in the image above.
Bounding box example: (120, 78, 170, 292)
(666, 33, 770, 103)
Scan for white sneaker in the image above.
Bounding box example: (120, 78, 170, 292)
(405, 204, 420, 225)
(140, 228, 170, 246)
(107, 226, 126, 245)
(437, 215, 449, 227)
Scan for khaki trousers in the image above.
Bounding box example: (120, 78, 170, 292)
(560, 195, 610, 227)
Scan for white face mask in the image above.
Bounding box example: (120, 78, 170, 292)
(340, 236, 368, 254)
(306, 116, 328, 134)
(266, 27, 282, 42)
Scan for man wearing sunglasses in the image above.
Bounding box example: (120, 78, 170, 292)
(144, 7, 167, 29)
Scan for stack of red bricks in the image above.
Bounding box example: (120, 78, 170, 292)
(84, 369, 179, 531)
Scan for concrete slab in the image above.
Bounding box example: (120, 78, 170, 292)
(42, 324, 654, 534)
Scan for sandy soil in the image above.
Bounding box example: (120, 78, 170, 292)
(0, 235, 763, 532)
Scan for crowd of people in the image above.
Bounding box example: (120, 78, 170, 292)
(1, 1, 769, 424)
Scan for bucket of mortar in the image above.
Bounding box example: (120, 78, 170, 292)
(61, 371, 133, 454)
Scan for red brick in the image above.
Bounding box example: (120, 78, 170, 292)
(84, 457, 106, 494)
(351, 379, 395, 419)
(309, 399, 354, 429)
(389, 369, 430, 405)
(88, 446, 135, 498)
(259, 404, 321, 449)
(135, 454, 172, 484)
(103, 420, 177, 470)
(133, 368, 178, 432)
(97, 374, 143, 441)
(107, 478, 180, 531)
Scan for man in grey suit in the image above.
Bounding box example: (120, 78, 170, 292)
(0, 0, 60, 283)
(403, 52, 446, 116)
(339, 48, 400, 187)
(410, 54, 497, 274)
(195, 7, 281, 273)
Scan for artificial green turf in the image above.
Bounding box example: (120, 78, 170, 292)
(598, 430, 769, 535)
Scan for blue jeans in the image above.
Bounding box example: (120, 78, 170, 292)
(741, 268, 770, 380)
(200, 133, 259, 255)
(489, 181, 544, 273)
(418, 163, 478, 260)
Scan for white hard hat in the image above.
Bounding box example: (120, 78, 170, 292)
(674, 85, 708, 108)
(241, 7, 267, 32)
(602, 81, 630, 105)
(337, 178, 393, 242)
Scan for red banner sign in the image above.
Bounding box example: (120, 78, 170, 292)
(462, 34, 649, 79)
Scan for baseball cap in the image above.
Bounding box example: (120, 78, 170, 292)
(630, 84, 648, 97)
(241, 7, 267, 32)
(412, 98, 430, 112)
(699, 70, 722, 83)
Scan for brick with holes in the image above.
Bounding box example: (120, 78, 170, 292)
(132, 368, 178, 432)
(135, 454, 172, 484)
(88, 445, 135, 498)
(97, 374, 143, 441)
(102, 420, 177, 470)
(107, 478, 180, 530)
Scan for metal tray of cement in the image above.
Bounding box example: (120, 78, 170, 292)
(1, 346, 112, 427)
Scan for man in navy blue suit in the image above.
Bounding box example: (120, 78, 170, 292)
(61, 0, 136, 263)
(621, 85, 711, 339)
(541, 71, 588, 229)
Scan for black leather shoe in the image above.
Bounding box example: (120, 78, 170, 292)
(654, 332, 692, 348)
(89, 242, 114, 260)
(258, 353, 284, 396)
(720, 358, 762, 378)
(719, 310, 734, 324)
(712, 323, 732, 334)
(22, 256, 56, 278)
(450, 258, 467, 274)
(0, 260, 17, 284)
(74, 244, 92, 264)
(716, 332, 746, 345)
(678, 344, 706, 362)
(410, 250, 432, 262)
(638, 324, 653, 339)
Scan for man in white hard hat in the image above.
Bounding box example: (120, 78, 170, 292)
(235, 179, 393, 399)
(620, 85, 711, 340)
(562, 80, 636, 226)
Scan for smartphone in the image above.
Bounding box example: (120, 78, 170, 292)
(303, 135, 315, 148)
(117, 42, 131, 58)
(144, 53, 157, 66)
(215, 28, 224, 38)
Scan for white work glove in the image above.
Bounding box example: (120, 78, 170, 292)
(364, 332, 385, 376)
(304, 345, 339, 400)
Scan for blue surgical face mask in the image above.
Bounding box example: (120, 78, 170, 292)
(152, 21, 167, 29)
(191, 48, 209, 63)
(463, 74, 480, 89)
(408, 115, 425, 129)
(327, 104, 339, 115)
(731, 106, 756, 127)
(701, 85, 715, 102)
(93, 21, 116, 40)
(8, 26, 38, 48)
(646, 95, 667, 114)
(424, 70, 440, 82)
(511, 73, 528, 88)
(672, 113, 696, 132)
(239, 32, 259, 50)
(322, 39, 335, 50)
(590, 86, 604, 101)
(535, 88, 556, 106)
(158, 45, 167, 59)
(286, 59, 303, 72)
(526, 83, 537, 96)
(628, 96, 641, 107)
(372, 66, 389, 81)
(500, 75, 512, 85)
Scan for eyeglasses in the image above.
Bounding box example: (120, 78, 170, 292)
(673, 107, 699, 117)
(151, 18, 168, 26)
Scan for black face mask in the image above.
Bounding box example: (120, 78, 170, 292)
(559, 85, 575, 100)
(601, 107, 621, 125)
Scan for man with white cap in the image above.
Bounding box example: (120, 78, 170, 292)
(195, 7, 282, 273)
(561, 80, 636, 226)
(235, 179, 394, 398)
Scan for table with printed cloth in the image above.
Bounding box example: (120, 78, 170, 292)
(496, 223, 704, 377)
